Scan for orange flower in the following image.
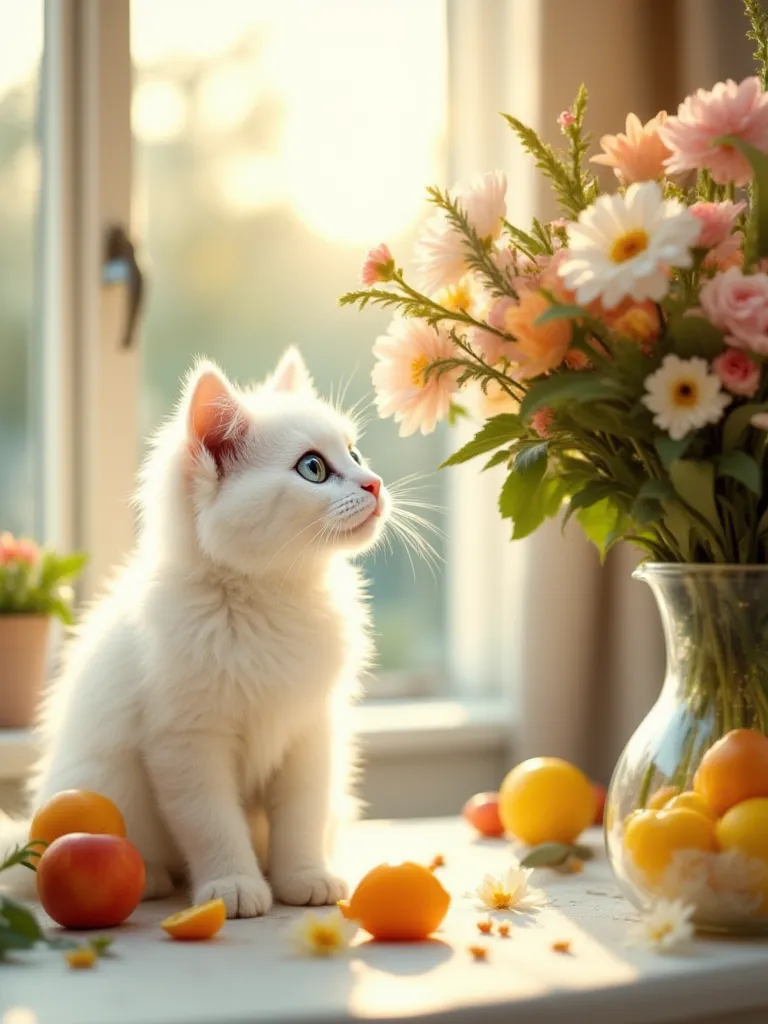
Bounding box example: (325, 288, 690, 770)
(500, 290, 572, 380)
(468, 945, 489, 961)
(592, 112, 672, 184)
(605, 299, 661, 352)
(551, 939, 572, 954)
(428, 854, 445, 871)
(477, 919, 493, 935)
(498, 922, 511, 938)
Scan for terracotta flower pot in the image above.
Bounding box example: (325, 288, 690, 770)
(0, 614, 50, 728)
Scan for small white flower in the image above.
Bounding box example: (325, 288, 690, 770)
(642, 354, 731, 440)
(414, 171, 507, 293)
(288, 909, 358, 958)
(558, 181, 700, 308)
(627, 898, 695, 951)
(474, 863, 547, 913)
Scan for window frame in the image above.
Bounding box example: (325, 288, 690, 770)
(45, 0, 525, 705)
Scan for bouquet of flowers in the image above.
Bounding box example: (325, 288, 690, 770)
(0, 532, 86, 625)
(343, 0, 768, 569)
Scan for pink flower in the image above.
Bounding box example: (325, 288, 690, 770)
(361, 243, 395, 286)
(471, 296, 518, 365)
(689, 201, 745, 248)
(712, 348, 761, 397)
(531, 407, 554, 438)
(558, 111, 576, 132)
(0, 532, 40, 566)
(414, 172, 507, 293)
(372, 318, 460, 436)
(591, 111, 672, 184)
(699, 268, 768, 355)
(660, 77, 768, 186)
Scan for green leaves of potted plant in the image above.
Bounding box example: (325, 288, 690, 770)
(0, 532, 87, 728)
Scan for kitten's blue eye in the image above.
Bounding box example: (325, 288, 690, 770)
(296, 452, 328, 483)
(349, 447, 363, 465)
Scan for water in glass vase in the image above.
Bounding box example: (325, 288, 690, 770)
(606, 564, 768, 935)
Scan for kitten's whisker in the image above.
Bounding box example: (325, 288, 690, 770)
(259, 514, 330, 578)
(391, 507, 445, 540)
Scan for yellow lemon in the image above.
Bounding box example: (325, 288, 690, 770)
(498, 757, 596, 846)
(716, 798, 768, 862)
(663, 791, 716, 819)
(624, 808, 717, 884)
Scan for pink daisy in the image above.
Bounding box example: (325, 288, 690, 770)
(660, 77, 768, 186)
(372, 319, 460, 436)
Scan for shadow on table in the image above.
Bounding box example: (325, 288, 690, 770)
(352, 937, 453, 976)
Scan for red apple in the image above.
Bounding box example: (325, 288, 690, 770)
(462, 792, 505, 837)
(37, 832, 145, 929)
(592, 782, 607, 826)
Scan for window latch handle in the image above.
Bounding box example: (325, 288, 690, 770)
(102, 224, 145, 349)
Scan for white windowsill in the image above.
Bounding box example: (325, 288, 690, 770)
(0, 698, 513, 783)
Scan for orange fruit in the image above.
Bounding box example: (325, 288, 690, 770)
(663, 791, 716, 819)
(161, 899, 227, 941)
(646, 785, 679, 810)
(624, 808, 717, 884)
(338, 862, 450, 941)
(694, 729, 768, 817)
(498, 758, 596, 846)
(30, 790, 126, 847)
(716, 797, 768, 862)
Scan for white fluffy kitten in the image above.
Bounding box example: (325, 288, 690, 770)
(1, 349, 388, 918)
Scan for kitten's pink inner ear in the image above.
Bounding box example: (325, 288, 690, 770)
(188, 371, 247, 472)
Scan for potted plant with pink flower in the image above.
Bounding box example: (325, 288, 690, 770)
(344, 0, 768, 935)
(0, 533, 86, 728)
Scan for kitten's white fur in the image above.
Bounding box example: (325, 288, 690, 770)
(0, 350, 388, 917)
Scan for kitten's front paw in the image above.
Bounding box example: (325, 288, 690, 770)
(272, 868, 348, 907)
(142, 863, 175, 901)
(195, 874, 273, 918)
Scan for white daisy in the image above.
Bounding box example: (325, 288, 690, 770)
(627, 898, 695, 951)
(642, 354, 731, 440)
(474, 863, 547, 913)
(558, 181, 700, 308)
(288, 909, 358, 958)
(414, 171, 507, 293)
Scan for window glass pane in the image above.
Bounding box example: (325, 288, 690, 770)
(132, 0, 448, 678)
(0, 2, 43, 536)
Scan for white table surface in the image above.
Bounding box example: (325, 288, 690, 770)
(3, 818, 768, 1024)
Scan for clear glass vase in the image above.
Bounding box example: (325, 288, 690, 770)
(605, 564, 768, 934)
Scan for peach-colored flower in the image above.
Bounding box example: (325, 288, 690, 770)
(472, 378, 519, 419)
(592, 111, 672, 184)
(558, 111, 576, 132)
(470, 296, 518, 366)
(712, 348, 761, 397)
(501, 289, 573, 379)
(531, 407, 554, 438)
(361, 243, 395, 286)
(372, 318, 460, 437)
(699, 268, 768, 355)
(414, 172, 507, 294)
(605, 299, 661, 352)
(660, 77, 768, 186)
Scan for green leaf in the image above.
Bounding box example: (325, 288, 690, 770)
(89, 936, 115, 957)
(715, 135, 768, 258)
(499, 467, 564, 541)
(513, 441, 548, 473)
(568, 481, 617, 512)
(520, 842, 595, 868)
(636, 479, 676, 502)
(499, 455, 548, 522)
(534, 302, 590, 326)
(632, 479, 676, 527)
(669, 459, 721, 532)
(483, 448, 513, 471)
(661, 501, 693, 561)
(447, 402, 468, 426)
(0, 898, 43, 941)
(654, 434, 692, 468)
(39, 551, 88, 589)
(440, 414, 525, 468)
(722, 402, 768, 452)
(717, 450, 763, 495)
(576, 497, 622, 560)
(666, 315, 725, 359)
(519, 373, 627, 421)
(0, 924, 36, 954)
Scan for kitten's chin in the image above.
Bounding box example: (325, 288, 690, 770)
(333, 509, 384, 553)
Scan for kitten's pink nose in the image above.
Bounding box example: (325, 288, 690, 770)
(361, 476, 382, 514)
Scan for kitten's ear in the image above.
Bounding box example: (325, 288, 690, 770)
(266, 347, 316, 396)
(185, 361, 247, 472)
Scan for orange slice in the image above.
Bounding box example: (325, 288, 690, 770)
(161, 899, 226, 941)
